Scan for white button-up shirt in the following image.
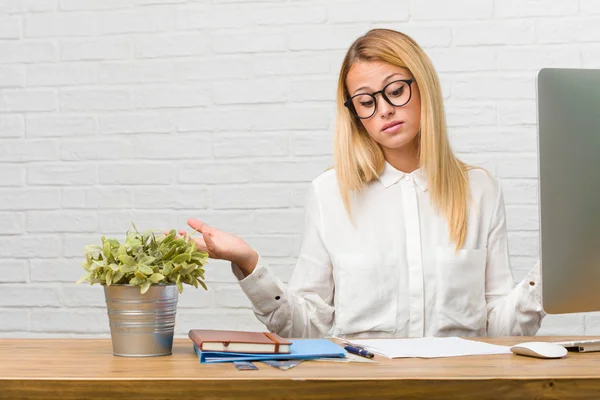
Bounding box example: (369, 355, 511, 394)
(233, 162, 545, 339)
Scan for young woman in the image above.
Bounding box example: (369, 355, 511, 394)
(180, 29, 545, 339)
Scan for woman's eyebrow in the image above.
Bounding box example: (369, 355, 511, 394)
(352, 73, 406, 95)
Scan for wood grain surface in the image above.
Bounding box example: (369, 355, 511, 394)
(1, 336, 599, 400)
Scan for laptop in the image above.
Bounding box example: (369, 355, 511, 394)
(552, 339, 600, 353)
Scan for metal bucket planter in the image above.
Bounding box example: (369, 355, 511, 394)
(104, 283, 178, 357)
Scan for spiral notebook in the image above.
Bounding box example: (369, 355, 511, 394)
(193, 339, 346, 364)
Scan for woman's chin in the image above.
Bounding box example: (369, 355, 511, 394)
(378, 133, 418, 151)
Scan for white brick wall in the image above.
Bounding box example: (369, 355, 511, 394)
(1, 0, 599, 338)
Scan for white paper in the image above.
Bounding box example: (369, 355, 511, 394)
(340, 337, 512, 359)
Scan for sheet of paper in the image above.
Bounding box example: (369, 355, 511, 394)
(341, 337, 512, 359)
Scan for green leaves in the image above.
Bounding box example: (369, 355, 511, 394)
(176, 275, 183, 294)
(149, 273, 164, 283)
(140, 281, 151, 295)
(138, 265, 154, 276)
(102, 239, 112, 261)
(118, 254, 136, 266)
(119, 264, 136, 274)
(78, 223, 209, 294)
(106, 269, 113, 286)
(172, 253, 190, 264)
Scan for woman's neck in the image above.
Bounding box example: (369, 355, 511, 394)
(383, 144, 420, 173)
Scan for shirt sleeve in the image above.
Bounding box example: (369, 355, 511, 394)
(231, 181, 335, 338)
(485, 182, 546, 336)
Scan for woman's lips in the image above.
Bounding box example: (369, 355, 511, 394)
(381, 121, 404, 134)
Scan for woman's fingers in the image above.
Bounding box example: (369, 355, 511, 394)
(192, 236, 208, 253)
(163, 229, 190, 240)
(187, 218, 208, 233)
(202, 230, 214, 247)
(160, 220, 221, 259)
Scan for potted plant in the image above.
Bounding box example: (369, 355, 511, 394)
(77, 224, 208, 357)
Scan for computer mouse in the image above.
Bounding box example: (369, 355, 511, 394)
(510, 341, 568, 359)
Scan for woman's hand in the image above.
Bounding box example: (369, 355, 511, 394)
(177, 218, 259, 277)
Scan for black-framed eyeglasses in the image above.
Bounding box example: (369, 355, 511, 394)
(344, 79, 414, 119)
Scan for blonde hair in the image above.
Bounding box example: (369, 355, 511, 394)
(335, 28, 471, 250)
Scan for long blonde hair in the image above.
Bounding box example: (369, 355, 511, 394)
(335, 28, 471, 250)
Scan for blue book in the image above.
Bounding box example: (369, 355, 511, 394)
(193, 339, 346, 364)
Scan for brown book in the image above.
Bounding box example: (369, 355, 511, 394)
(188, 329, 292, 354)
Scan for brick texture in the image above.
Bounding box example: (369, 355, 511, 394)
(0, 0, 594, 337)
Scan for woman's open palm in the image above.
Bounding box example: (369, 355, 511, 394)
(180, 219, 256, 271)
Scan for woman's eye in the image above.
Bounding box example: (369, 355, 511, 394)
(390, 88, 404, 97)
(360, 101, 374, 107)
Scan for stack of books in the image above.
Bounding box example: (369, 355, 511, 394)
(188, 329, 346, 364)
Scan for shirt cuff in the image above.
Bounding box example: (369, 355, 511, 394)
(519, 260, 546, 315)
(231, 256, 286, 315)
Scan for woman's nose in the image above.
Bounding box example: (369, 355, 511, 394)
(376, 94, 395, 117)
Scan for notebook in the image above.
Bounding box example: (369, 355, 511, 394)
(193, 339, 347, 364)
(188, 329, 292, 354)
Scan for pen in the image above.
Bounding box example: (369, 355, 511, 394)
(344, 345, 375, 358)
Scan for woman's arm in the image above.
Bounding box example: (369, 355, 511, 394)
(231, 181, 335, 338)
(485, 184, 546, 336)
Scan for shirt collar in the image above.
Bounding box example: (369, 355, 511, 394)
(378, 161, 429, 191)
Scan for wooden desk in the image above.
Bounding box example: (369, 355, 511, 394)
(1, 336, 599, 400)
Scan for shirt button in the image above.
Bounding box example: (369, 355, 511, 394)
(404, 176, 411, 181)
